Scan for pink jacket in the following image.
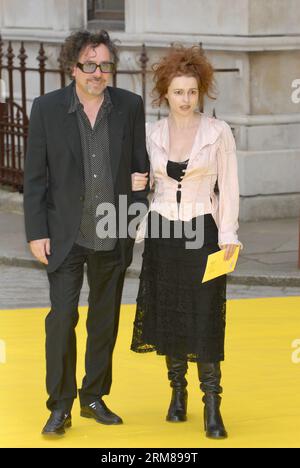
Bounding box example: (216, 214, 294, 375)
(136, 115, 242, 249)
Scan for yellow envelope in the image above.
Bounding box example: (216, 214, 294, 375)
(202, 246, 240, 283)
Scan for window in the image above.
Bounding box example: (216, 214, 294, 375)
(88, 0, 125, 31)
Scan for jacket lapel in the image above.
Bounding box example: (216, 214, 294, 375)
(149, 114, 222, 168)
(107, 87, 125, 184)
(60, 83, 83, 170)
(63, 113, 83, 169)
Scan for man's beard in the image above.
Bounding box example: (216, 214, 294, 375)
(85, 79, 106, 96)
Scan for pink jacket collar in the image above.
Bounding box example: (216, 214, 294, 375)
(148, 115, 222, 158)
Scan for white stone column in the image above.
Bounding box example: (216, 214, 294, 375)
(125, 0, 146, 34)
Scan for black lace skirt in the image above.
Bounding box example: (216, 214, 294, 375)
(131, 212, 227, 362)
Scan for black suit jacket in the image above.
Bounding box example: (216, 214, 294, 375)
(23, 82, 149, 273)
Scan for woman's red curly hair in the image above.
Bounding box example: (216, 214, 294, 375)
(151, 45, 216, 107)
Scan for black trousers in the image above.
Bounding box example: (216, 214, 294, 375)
(45, 242, 126, 412)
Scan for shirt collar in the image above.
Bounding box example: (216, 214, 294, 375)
(149, 115, 222, 155)
(68, 82, 113, 114)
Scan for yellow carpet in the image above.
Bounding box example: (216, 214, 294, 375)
(0, 296, 300, 448)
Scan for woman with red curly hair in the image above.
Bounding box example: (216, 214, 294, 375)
(131, 46, 242, 439)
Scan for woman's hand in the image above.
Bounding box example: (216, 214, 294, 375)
(131, 172, 148, 191)
(220, 244, 238, 261)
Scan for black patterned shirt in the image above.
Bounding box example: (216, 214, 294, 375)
(68, 83, 117, 250)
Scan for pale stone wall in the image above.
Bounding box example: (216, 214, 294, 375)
(0, 0, 86, 32)
(249, 51, 300, 115)
(249, 0, 300, 35)
(139, 0, 249, 36)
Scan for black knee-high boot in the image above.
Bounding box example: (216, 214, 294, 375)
(197, 362, 227, 439)
(165, 356, 188, 422)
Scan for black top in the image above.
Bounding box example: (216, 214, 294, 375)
(167, 159, 189, 204)
(167, 159, 188, 181)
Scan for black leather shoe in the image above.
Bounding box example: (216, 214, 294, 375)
(41, 410, 72, 436)
(80, 399, 123, 425)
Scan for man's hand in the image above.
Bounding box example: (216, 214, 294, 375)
(131, 172, 148, 191)
(29, 238, 51, 265)
(220, 244, 238, 261)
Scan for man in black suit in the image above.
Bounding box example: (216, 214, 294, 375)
(23, 30, 149, 436)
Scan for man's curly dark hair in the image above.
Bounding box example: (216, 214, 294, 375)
(60, 30, 118, 79)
